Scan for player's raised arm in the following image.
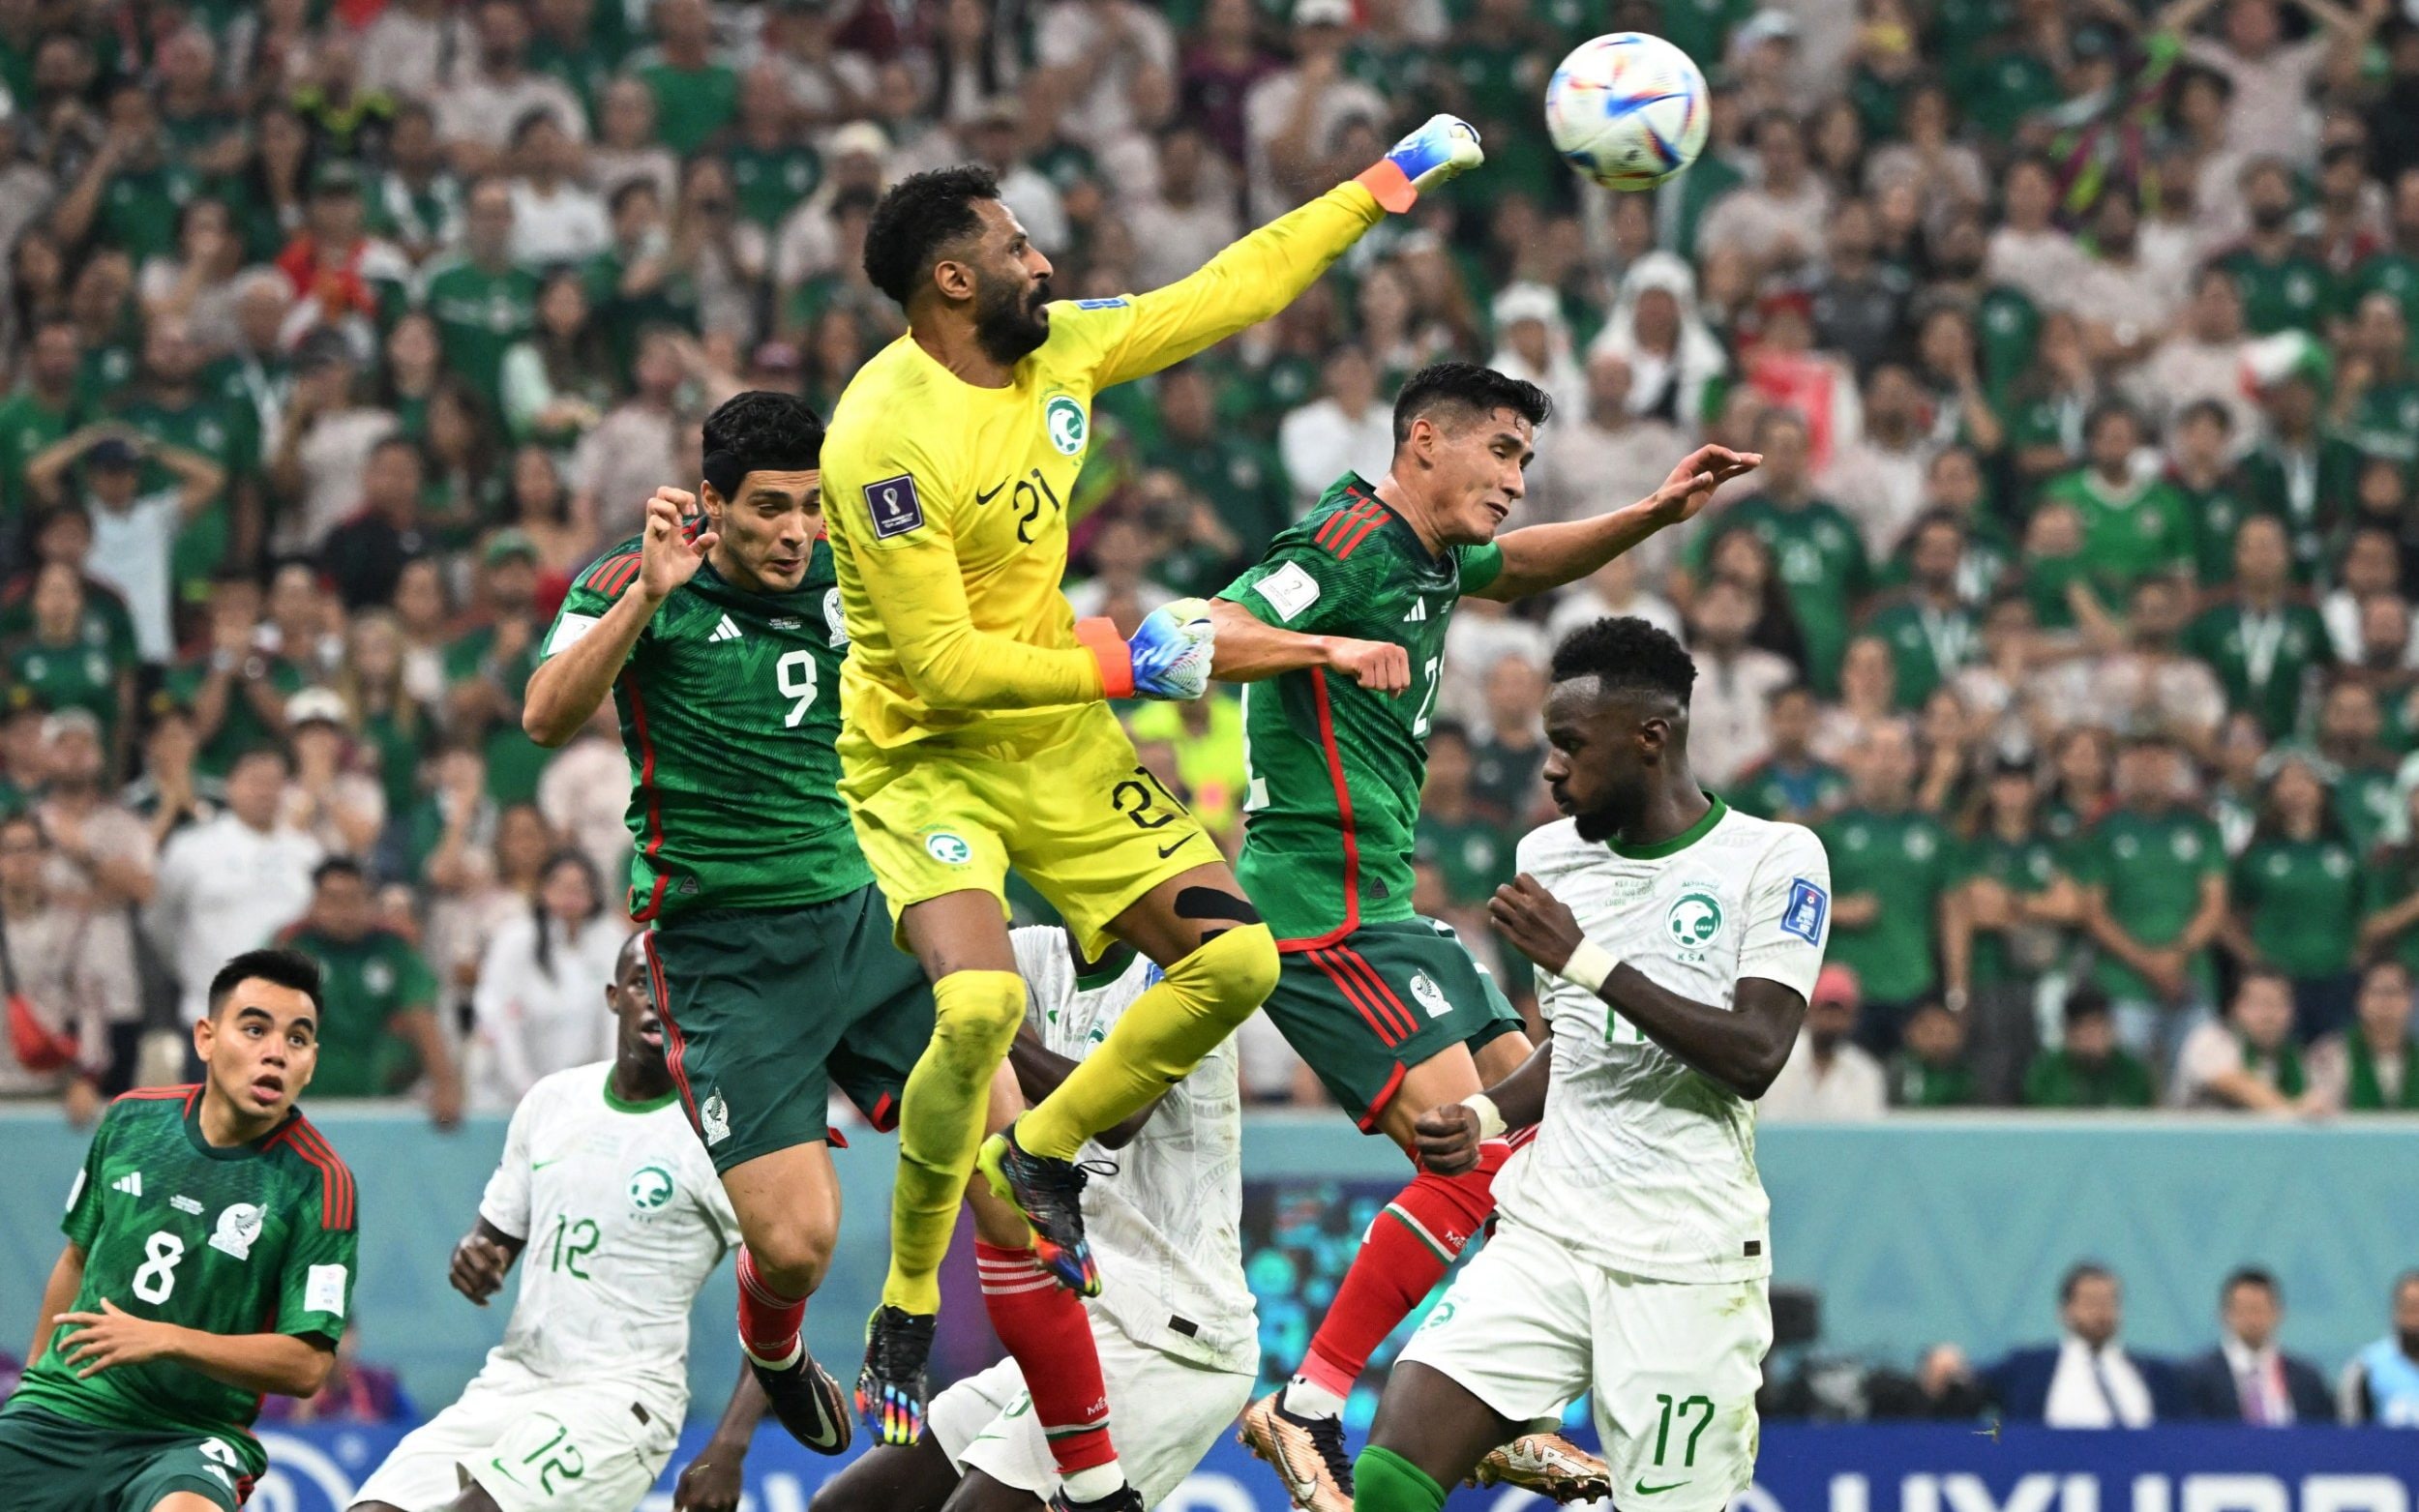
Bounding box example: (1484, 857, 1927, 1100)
(1472, 444, 1762, 604)
(1081, 116, 1485, 391)
(523, 487, 711, 745)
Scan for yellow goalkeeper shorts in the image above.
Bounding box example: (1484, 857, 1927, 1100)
(840, 702, 1225, 956)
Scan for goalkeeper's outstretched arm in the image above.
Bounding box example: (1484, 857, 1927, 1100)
(1088, 115, 1486, 391)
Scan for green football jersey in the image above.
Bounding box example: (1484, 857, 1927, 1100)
(15, 1086, 358, 1479)
(544, 534, 872, 920)
(1218, 475, 1504, 942)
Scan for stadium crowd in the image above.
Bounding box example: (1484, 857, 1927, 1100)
(0, 0, 2415, 1121)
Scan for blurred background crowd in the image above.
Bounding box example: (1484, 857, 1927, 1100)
(1, 0, 2418, 1123)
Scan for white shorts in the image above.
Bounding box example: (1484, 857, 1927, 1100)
(926, 1327, 1255, 1508)
(349, 1372, 680, 1512)
(1394, 1221, 1772, 1512)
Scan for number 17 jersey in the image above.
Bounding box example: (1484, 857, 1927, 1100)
(1217, 474, 1504, 942)
(543, 536, 873, 921)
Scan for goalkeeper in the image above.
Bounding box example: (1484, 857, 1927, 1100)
(821, 118, 1481, 1502)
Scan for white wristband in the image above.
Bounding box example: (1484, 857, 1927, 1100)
(1460, 1092, 1507, 1141)
(1559, 938, 1619, 995)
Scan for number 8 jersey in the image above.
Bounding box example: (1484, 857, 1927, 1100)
(1217, 474, 1504, 942)
(16, 1086, 358, 1484)
(542, 533, 874, 921)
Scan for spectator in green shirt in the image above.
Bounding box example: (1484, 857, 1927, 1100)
(2239, 370, 2359, 579)
(417, 176, 539, 420)
(2216, 160, 2337, 336)
(2227, 750, 2363, 1041)
(631, 0, 739, 157)
(443, 531, 549, 806)
(2036, 402, 2195, 602)
(2076, 735, 2230, 1073)
(2307, 958, 2419, 1112)
(2023, 989, 2157, 1109)
(8, 562, 135, 775)
(1729, 682, 1849, 827)
(1890, 1001, 1979, 1108)
(280, 856, 461, 1124)
(1819, 718, 1955, 1052)
(1684, 408, 1869, 694)
(2184, 514, 2333, 740)
(0, 318, 86, 519)
(1413, 721, 1516, 920)
(1864, 512, 1982, 710)
(1945, 755, 2081, 1103)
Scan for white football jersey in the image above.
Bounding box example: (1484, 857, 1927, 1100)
(476, 1062, 740, 1416)
(1494, 799, 1830, 1284)
(1011, 927, 1257, 1375)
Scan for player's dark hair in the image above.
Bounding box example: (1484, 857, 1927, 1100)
(1391, 362, 1552, 448)
(700, 390, 825, 500)
(2224, 1266, 2281, 1304)
(862, 163, 1002, 308)
(208, 947, 324, 1021)
(312, 856, 365, 888)
(1549, 616, 1697, 705)
(2177, 397, 2232, 432)
(2060, 1261, 2114, 1303)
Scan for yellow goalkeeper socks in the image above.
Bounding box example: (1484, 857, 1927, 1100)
(881, 968, 1028, 1317)
(1018, 924, 1278, 1160)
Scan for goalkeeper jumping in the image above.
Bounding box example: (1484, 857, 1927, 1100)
(820, 117, 1484, 1511)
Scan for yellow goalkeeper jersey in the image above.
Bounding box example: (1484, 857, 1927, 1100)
(821, 182, 1385, 752)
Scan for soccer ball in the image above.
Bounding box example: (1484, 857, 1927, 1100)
(1544, 33, 1712, 192)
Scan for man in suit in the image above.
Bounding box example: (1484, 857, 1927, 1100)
(1986, 1262, 2178, 1426)
(2176, 1268, 2334, 1423)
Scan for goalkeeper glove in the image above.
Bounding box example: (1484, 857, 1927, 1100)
(1357, 113, 1485, 214)
(1075, 598, 1216, 701)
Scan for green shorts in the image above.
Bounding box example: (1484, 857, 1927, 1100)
(0, 1402, 253, 1512)
(1265, 917, 1528, 1130)
(645, 883, 935, 1172)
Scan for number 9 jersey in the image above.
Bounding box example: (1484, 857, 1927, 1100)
(541, 531, 873, 921)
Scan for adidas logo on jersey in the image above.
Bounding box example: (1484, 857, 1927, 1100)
(1403, 599, 1429, 623)
(708, 614, 742, 642)
(111, 1171, 142, 1197)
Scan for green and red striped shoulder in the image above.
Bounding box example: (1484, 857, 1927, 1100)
(1309, 481, 1394, 561)
(572, 536, 646, 602)
(267, 1111, 357, 1231)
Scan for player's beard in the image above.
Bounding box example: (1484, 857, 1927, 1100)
(973, 268, 1051, 365)
(1569, 780, 1645, 846)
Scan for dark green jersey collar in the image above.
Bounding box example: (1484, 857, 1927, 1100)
(1609, 793, 1728, 860)
(182, 1084, 294, 1161)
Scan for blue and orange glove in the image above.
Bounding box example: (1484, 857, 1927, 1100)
(1356, 113, 1485, 213)
(1076, 598, 1216, 701)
